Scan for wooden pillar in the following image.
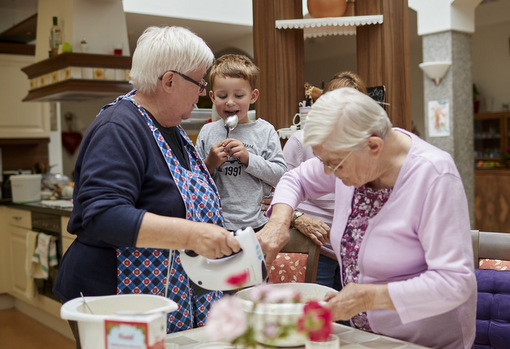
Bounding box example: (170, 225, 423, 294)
(356, 0, 411, 130)
(252, 0, 305, 131)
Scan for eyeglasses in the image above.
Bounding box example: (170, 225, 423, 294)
(159, 70, 207, 93)
(316, 151, 352, 172)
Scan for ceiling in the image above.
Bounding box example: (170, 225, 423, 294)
(0, 0, 508, 56)
(0, 0, 252, 55)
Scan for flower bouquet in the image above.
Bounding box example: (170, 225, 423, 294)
(205, 271, 335, 348)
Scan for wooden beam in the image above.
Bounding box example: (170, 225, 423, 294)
(252, 0, 305, 131)
(356, 0, 411, 130)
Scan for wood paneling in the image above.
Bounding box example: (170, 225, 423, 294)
(253, 0, 305, 131)
(356, 0, 411, 130)
(475, 169, 510, 233)
(253, 0, 411, 131)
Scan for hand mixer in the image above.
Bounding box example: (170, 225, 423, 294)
(180, 227, 267, 292)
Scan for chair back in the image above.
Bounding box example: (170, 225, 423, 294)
(471, 230, 510, 268)
(269, 228, 321, 283)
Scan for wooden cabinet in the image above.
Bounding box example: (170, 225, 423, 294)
(1, 206, 73, 339)
(0, 207, 10, 293)
(474, 112, 510, 162)
(0, 54, 50, 138)
(475, 169, 510, 233)
(5, 207, 32, 297)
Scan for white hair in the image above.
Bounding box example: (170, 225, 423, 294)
(129, 26, 214, 94)
(303, 87, 392, 151)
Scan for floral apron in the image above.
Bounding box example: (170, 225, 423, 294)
(102, 91, 224, 333)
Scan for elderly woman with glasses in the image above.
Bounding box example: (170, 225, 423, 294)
(54, 26, 240, 345)
(258, 87, 476, 349)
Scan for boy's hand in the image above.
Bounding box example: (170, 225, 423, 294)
(205, 140, 229, 172)
(224, 138, 249, 165)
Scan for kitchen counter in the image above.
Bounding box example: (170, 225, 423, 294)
(0, 199, 73, 216)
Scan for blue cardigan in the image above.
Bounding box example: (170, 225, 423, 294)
(54, 99, 187, 302)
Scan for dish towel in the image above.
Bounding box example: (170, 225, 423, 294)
(30, 232, 58, 280)
(25, 231, 39, 298)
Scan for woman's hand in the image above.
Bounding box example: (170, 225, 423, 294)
(260, 193, 273, 216)
(294, 214, 329, 246)
(188, 223, 241, 259)
(256, 203, 293, 265)
(136, 213, 240, 259)
(324, 283, 395, 321)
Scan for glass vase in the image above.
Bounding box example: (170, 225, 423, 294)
(305, 334, 340, 349)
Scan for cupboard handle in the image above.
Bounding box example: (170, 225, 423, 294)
(12, 216, 22, 221)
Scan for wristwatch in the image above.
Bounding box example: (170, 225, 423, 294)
(291, 211, 305, 227)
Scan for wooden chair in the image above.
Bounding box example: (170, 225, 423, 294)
(269, 228, 321, 283)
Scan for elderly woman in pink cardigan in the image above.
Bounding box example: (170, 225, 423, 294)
(258, 87, 476, 349)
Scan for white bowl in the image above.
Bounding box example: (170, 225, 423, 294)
(235, 283, 336, 347)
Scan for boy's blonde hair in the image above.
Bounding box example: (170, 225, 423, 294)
(209, 54, 259, 90)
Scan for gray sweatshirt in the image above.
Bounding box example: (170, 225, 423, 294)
(196, 118, 287, 230)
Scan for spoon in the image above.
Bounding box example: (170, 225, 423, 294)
(80, 292, 94, 314)
(225, 114, 238, 138)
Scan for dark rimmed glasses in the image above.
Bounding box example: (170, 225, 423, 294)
(316, 151, 353, 172)
(159, 70, 207, 93)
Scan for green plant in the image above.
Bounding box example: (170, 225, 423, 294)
(473, 84, 480, 102)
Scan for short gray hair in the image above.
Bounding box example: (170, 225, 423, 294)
(303, 87, 392, 151)
(129, 26, 214, 94)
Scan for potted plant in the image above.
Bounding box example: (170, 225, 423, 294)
(473, 84, 480, 113)
(205, 271, 336, 348)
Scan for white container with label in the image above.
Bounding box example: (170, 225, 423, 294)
(11, 174, 42, 203)
(61, 294, 178, 349)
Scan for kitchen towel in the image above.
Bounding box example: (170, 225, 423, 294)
(25, 231, 38, 298)
(30, 232, 58, 280)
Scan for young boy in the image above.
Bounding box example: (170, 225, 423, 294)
(196, 54, 287, 231)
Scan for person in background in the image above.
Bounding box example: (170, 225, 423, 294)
(283, 71, 367, 292)
(195, 54, 287, 232)
(258, 87, 476, 349)
(53, 26, 240, 347)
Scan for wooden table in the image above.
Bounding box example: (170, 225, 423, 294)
(165, 323, 430, 349)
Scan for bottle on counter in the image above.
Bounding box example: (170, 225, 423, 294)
(49, 16, 62, 57)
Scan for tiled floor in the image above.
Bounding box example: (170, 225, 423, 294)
(0, 308, 76, 349)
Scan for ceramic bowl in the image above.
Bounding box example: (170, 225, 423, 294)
(235, 283, 336, 347)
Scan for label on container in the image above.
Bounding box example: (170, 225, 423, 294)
(104, 314, 165, 349)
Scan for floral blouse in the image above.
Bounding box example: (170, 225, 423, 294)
(340, 184, 393, 331)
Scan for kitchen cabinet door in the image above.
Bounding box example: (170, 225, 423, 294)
(5, 208, 31, 298)
(0, 207, 10, 293)
(9, 225, 29, 297)
(0, 54, 50, 138)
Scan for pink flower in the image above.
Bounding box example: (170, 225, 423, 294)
(250, 284, 273, 302)
(297, 300, 332, 342)
(226, 270, 249, 288)
(250, 284, 301, 304)
(206, 296, 247, 342)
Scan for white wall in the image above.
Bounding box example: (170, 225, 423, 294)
(60, 98, 112, 178)
(472, 20, 510, 112)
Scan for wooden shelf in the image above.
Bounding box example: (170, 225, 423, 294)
(22, 80, 132, 102)
(21, 53, 132, 102)
(275, 15, 383, 38)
